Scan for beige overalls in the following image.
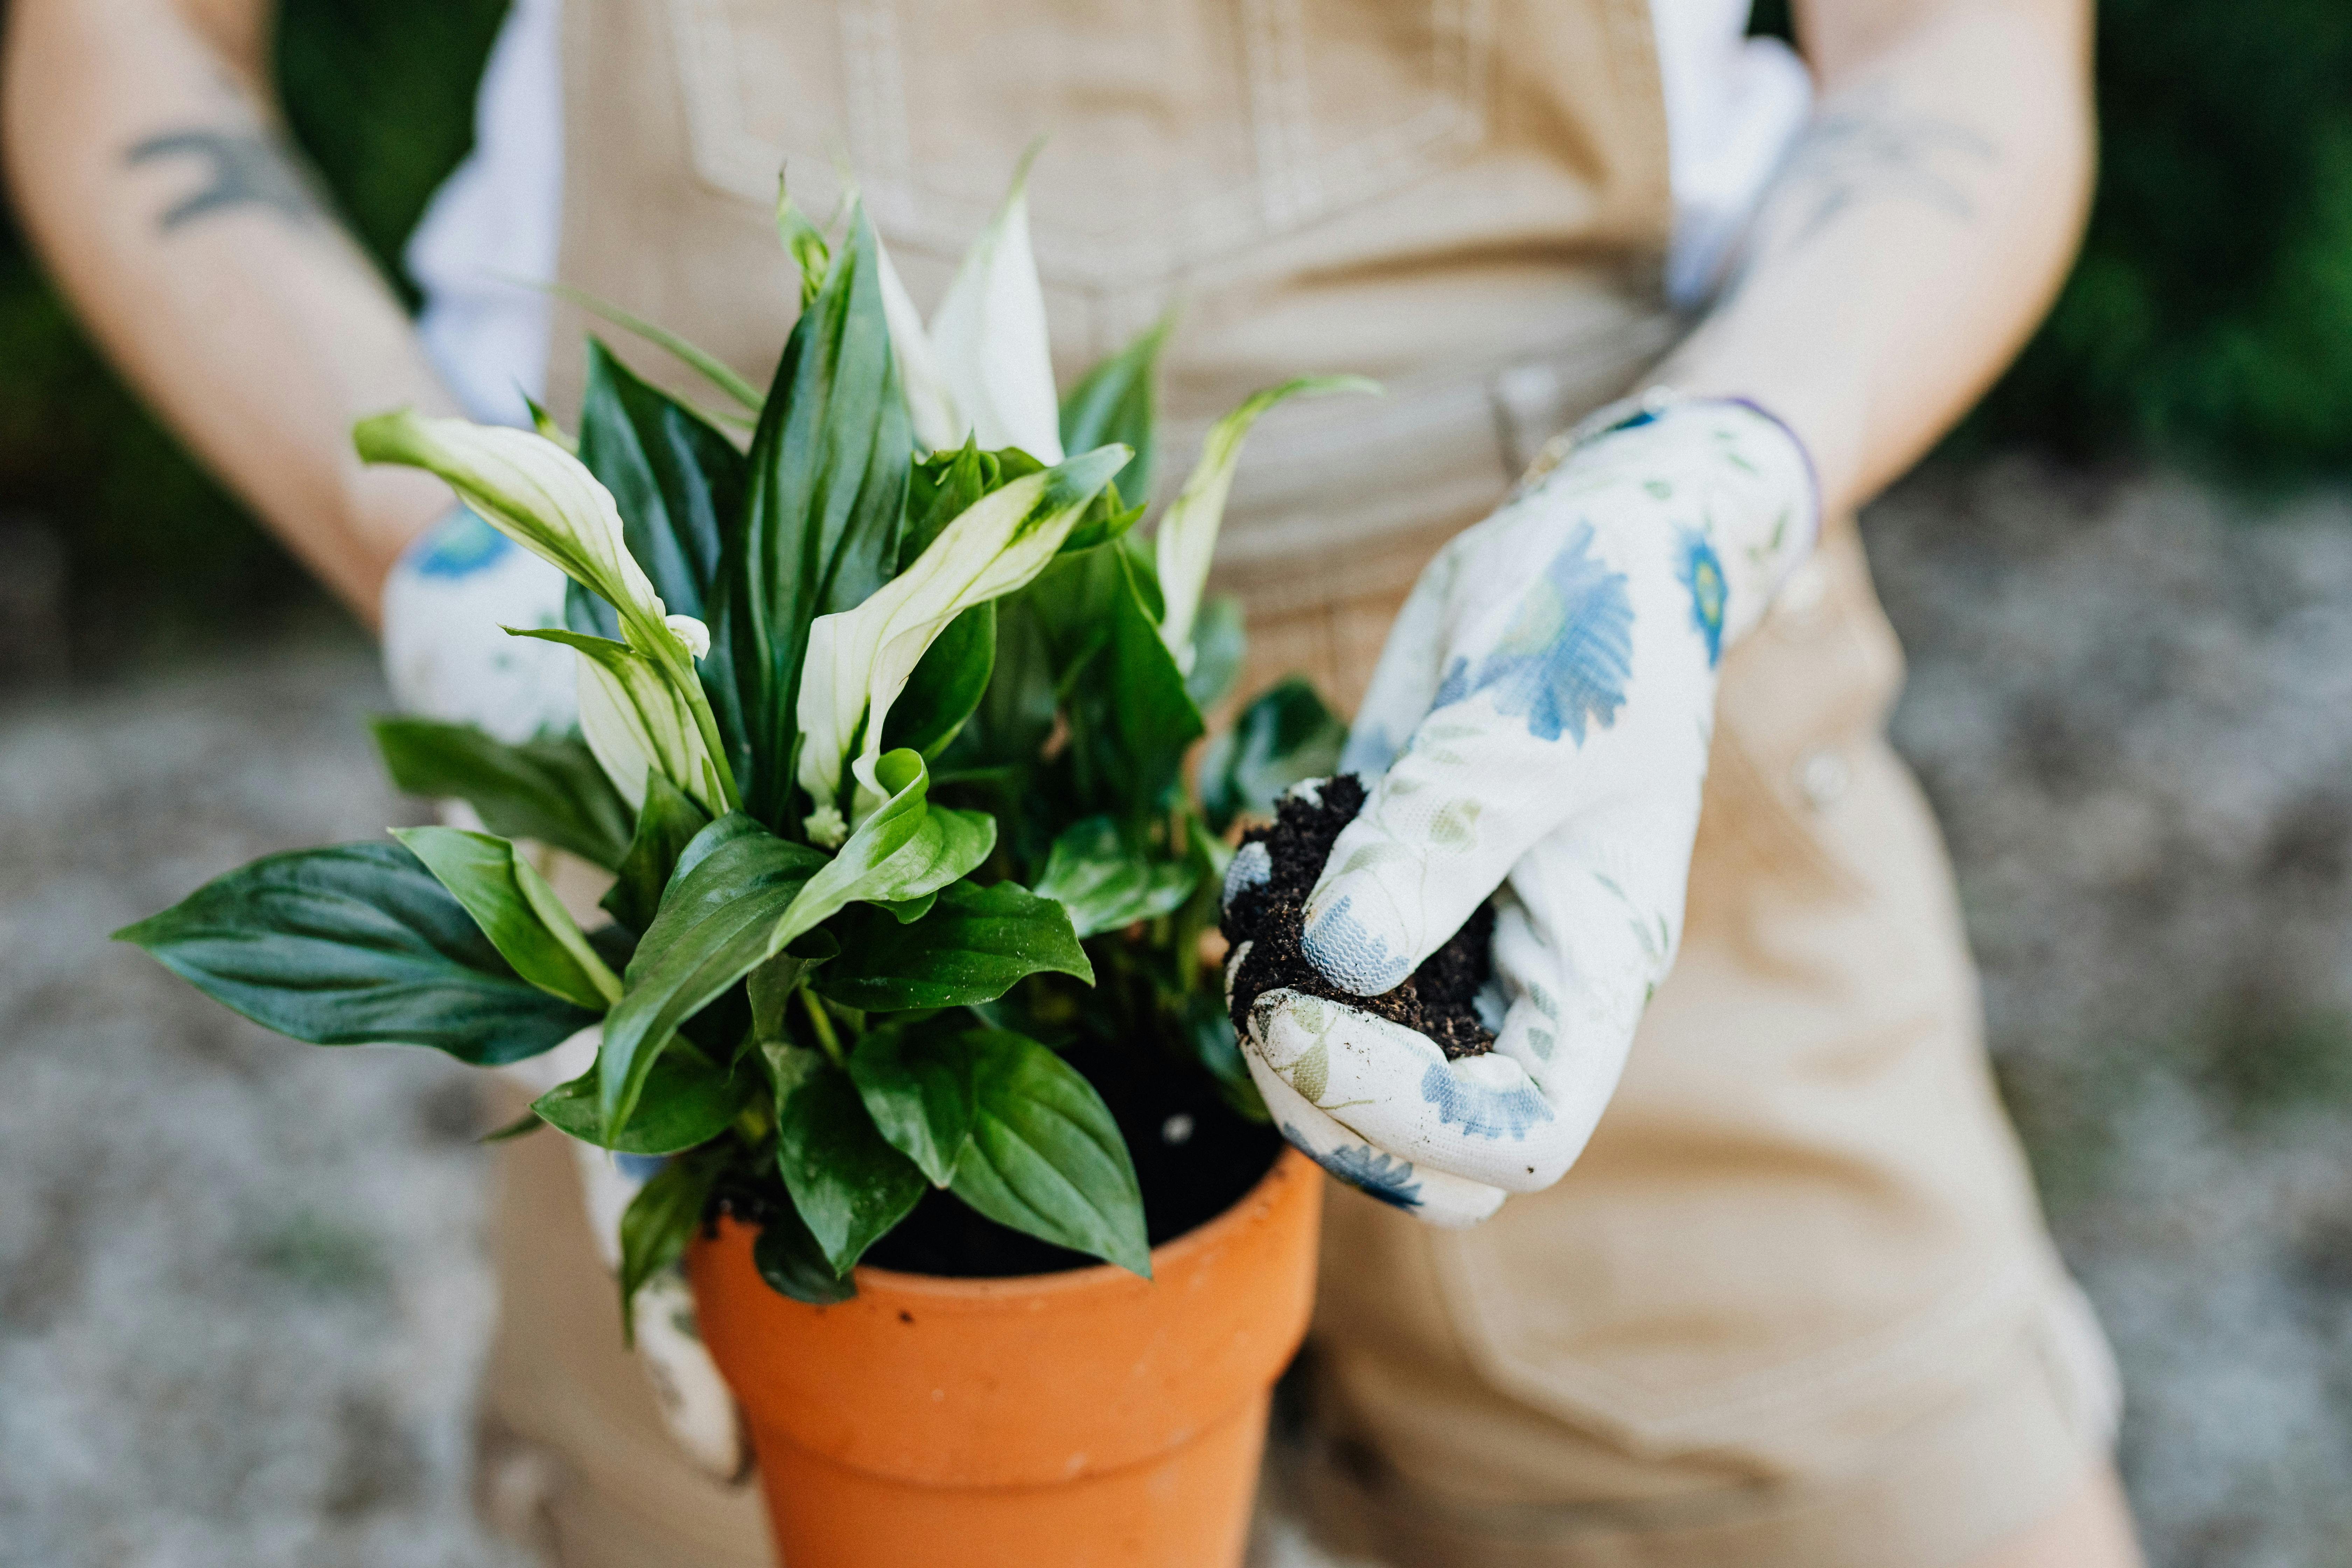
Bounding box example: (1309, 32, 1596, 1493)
(482, 3, 2119, 1563)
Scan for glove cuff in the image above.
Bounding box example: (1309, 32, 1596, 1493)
(1518, 388, 1820, 650)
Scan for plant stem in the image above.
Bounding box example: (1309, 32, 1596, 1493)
(800, 987, 848, 1068)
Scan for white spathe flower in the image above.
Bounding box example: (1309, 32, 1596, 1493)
(357, 410, 663, 630)
(796, 444, 1131, 827)
(878, 147, 1063, 462)
(358, 408, 739, 812)
(1155, 376, 1380, 671)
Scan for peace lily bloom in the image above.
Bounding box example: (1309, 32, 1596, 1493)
(356, 411, 734, 814)
(795, 444, 1132, 842)
(1152, 376, 1380, 674)
(876, 147, 1063, 462)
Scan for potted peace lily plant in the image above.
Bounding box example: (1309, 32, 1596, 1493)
(119, 169, 1370, 1568)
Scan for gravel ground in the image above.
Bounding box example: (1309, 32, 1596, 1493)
(5, 457, 2352, 1567)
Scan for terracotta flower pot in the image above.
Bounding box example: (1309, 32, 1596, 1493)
(687, 1147, 1322, 1568)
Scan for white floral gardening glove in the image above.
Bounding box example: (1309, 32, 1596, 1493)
(380, 503, 578, 740)
(1225, 394, 1818, 1227)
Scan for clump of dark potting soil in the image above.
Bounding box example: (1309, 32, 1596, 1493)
(1222, 774, 1496, 1060)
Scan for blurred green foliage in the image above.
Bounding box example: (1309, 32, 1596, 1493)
(0, 0, 505, 662)
(5, 0, 2352, 656)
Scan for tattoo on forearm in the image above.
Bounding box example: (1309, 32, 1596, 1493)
(124, 127, 323, 232)
(1717, 91, 2000, 303)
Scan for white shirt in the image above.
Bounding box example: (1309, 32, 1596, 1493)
(408, 0, 1808, 427)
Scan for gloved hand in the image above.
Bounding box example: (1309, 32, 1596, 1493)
(380, 502, 578, 740)
(1225, 393, 1818, 1227)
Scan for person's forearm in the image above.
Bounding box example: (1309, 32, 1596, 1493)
(4, 0, 458, 622)
(1656, 0, 2093, 517)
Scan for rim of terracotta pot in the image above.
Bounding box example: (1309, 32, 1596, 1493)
(835, 1144, 1316, 1301)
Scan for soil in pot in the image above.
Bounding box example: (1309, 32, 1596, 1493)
(1221, 774, 1496, 1060)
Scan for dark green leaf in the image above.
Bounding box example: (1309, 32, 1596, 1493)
(371, 717, 634, 870)
(534, 1050, 742, 1154)
(1063, 549, 1203, 817)
(883, 602, 995, 761)
(818, 880, 1091, 1010)
(478, 1110, 546, 1144)
(1031, 817, 1197, 939)
(721, 201, 912, 827)
(768, 1044, 927, 1274)
(1060, 313, 1171, 509)
(848, 1022, 979, 1185)
(618, 1154, 718, 1344)
(753, 1200, 858, 1304)
(577, 337, 747, 625)
(114, 842, 596, 1064)
(1199, 677, 1348, 833)
(600, 815, 827, 1130)
(1184, 594, 1247, 710)
(393, 826, 621, 1010)
(950, 1030, 1149, 1275)
(599, 770, 713, 933)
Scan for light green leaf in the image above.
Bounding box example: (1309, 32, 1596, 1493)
(949, 1030, 1149, 1276)
(773, 750, 996, 951)
(371, 717, 634, 872)
(393, 826, 621, 1010)
(816, 880, 1091, 1010)
(767, 1044, 928, 1274)
(1155, 375, 1379, 667)
(113, 842, 597, 1064)
(533, 1049, 741, 1154)
(1183, 594, 1246, 710)
(1032, 817, 1197, 938)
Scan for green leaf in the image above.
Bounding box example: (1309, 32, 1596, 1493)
(722, 200, 912, 828)
(849, 1023, 980, 1185)
(882, 601, 995, 761)
(752, 1199, 858, 1304)
(478, 1110, 547, 1144)
(599, 815, 827, 1130)
(600, 770, 713, 933)
(533, 1049, 741, 1154)
(1032, 817, 1198, 938)
(767, 1044, 927, 1274)
(370, 718, 634, 871)
(1183, 594, 1246, 710)
(817, 880, 1091, 1010)
(950, 1031, 1149, 1276)
(618, 1153, 719, 1345)
(113, 842, 597, 1063)
(1060, 312, 1171, 509)
(393, 826, 622, 1010)
(1092, 551, 1206, 814)
(1199, 677, 1349, 833)
(577, 337, 747, 626)
(772, 750, 996, 950)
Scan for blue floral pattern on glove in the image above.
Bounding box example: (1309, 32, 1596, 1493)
(1419, 1061, 1555, 1140)
(411, 508, 513, 579)
(1429, 520, 1633, 743)
(1678, 531, 1727, 667)
(1286, 1126, 1424, 1210)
